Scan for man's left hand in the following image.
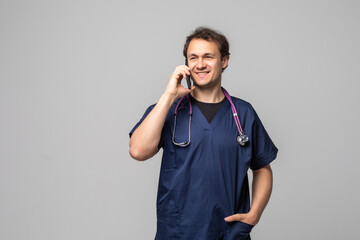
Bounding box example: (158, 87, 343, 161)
(224, 213, 259, 226)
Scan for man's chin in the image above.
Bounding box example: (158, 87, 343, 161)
(193, 82, 207, 88)
(193, 82, 217, 89)
(193, 78, 210, 86)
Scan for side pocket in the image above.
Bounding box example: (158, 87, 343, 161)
(157, 169, 177, 212)
(226, 221, 254, 240)
(156, 211, 180, 240)
(161, 146, 177, 170)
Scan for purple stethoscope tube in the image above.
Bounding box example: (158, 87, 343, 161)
(172, 87, 249, 147)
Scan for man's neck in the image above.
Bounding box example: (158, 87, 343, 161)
(190, 83, 225, 103)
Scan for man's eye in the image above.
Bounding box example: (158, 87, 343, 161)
(205, 56, 213, 59)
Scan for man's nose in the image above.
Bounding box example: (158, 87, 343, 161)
(196, 58, 205, 69)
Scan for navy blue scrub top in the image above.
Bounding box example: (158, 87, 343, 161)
(129, 95, 278, 240)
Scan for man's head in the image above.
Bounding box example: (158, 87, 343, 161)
(183, 27, 230, 68)
(183, 27, 230, 88)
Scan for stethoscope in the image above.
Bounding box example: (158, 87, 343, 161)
(172, 87, 249, 147)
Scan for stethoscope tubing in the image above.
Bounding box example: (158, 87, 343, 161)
(172, 94, 192, 147)
(222, 87, 245, 134)
(173, 87, 248, 147)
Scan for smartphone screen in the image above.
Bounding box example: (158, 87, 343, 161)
(185, 59, 191, 89)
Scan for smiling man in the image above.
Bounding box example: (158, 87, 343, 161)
(129, 27, 278, 240)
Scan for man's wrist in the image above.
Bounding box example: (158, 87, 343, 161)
(247, 210, 261, 225)
(161, 91, 177, 108)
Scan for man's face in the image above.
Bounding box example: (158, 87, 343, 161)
(187, 38, 229, 88)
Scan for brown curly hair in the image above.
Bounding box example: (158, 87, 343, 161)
(183, 27, 230, 59)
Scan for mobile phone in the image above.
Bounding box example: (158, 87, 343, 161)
(185, 59, 191, 89)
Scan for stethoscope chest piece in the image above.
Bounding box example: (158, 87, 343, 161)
(237, 132, 249, 146)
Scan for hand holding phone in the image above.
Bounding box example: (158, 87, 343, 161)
(185, 59, 191, 89)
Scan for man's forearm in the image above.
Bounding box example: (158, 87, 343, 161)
(224, 164, 273, 225)
(249, 164, 273, 224)
(129, 92, 176, 160)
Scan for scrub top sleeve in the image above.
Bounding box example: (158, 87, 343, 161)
(250, 109, 278, 170)
(129, 104, 165, 149)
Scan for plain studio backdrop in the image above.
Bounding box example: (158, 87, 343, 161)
(1, 0, 359, 239)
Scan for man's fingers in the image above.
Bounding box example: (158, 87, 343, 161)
(182, 73, 187, 80)
(175, 65, 190, 76)
(174, 69, 188, 82)
(224, 213, 246, 222)
(224, 214, 239, 222)
(165, 64, 193, 100)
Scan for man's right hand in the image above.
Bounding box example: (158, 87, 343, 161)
(165, 65, 195, 103)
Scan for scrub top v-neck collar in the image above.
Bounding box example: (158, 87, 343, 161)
(188, 95, 231, 130)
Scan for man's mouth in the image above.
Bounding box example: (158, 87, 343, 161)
(195, 71, 210, 78)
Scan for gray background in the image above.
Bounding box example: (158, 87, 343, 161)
(1, 0, 359, 239)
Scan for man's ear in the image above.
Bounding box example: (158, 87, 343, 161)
(222, 55, 230, 70)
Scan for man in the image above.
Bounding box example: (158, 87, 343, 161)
(129, 27, 278, 240)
